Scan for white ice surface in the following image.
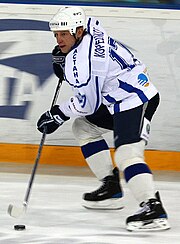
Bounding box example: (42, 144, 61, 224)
(0, 172, 180, 244)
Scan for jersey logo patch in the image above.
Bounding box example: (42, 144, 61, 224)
(138, 73, 149, 87)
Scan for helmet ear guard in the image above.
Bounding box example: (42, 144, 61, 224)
(49, 6, 86, 35)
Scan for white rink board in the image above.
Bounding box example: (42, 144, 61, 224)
(0, 3, 180, 151)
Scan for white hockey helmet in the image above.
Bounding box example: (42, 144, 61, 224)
(49, 6, 86, 35)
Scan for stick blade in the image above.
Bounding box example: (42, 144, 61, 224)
(7, 204, 26, 218)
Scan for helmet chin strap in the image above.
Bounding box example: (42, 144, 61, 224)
(68, 29, 86, 53)
(73, 33, 79, 43)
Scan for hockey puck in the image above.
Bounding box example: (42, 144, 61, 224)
(14, 225, 26, 231)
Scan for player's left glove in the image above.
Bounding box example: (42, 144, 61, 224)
(37, 105, 70, 134)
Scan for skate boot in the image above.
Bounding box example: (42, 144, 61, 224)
(126, 191, 170, 231)
(82, 167, 124, 210)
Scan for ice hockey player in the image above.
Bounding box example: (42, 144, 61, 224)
(37, 6, 170, 231)
(52, 44, 124, 210)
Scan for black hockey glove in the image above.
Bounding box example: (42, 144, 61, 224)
(37, 105, 70, 134)
(52, 45, 67, 80)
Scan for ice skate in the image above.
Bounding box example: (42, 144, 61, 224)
(82, 167, 124, 210)
(126, 192, 170, 231)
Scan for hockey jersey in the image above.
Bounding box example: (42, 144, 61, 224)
(59, 17, 158, 117)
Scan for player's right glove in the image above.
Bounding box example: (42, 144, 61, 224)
(37, 105, 70, 134)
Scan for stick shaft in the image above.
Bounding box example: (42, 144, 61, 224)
(24, 79, 62, 205)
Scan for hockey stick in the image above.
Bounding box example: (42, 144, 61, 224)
(8, 79, 62, 218)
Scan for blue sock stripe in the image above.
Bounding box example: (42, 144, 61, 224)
(124, 163, 152, 182)
(81, 140, 109, 159)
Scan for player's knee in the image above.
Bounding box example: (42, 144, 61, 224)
(72, 117, 103, 146)
(72, 117, 88, 141)
(114, 140, 145, 171)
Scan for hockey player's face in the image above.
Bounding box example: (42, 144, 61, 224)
(54, 31, 76, 53)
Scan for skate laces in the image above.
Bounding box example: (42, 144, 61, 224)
(135, 199, 159, 215)
(91, 176, 112, 195)
(135, 202, 150, 215)
(92, 179, 108, 195)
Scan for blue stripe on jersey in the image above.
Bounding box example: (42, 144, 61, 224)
(104, 95, 121, 113)
(81, 140, 109, 159)
(114, 103, 120, 113)
(118, 79, 148, 103)
(87, 17, 100, 32)
(124, 163, 152, 182)
(87, 17, 91, 33)
(94, 76, 100, 113)
(104, 94, 117, 103)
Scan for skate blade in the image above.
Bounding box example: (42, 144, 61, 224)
(82, 198, 124, 210)
(127, 218, 171, 232)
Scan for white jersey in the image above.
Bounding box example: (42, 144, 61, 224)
(59, 17, 158, 117)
